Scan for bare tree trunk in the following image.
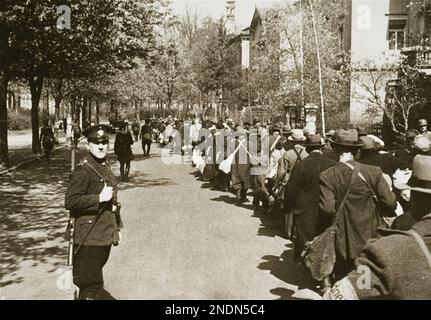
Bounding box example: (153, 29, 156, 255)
(44, 86, 50, 122)
(0, 72, 9, 167)
(54, 97, 61, 122)
(82, 97, 88, 130)
(51, 79, 63, 122)
(29, 76, 44, 154)
(95, 99, 100, 124)
(110, 99, 115, 118)
(88, 97, 92, 126)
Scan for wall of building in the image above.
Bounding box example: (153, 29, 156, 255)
(349, 0, 394, 124)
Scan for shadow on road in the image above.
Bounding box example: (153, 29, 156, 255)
(258, 247, 317, 300)
(255, 213, 287, 239)
(116, 170, 176, 191)
(209, 195, 255, 211)
(0, 148, 82, 287)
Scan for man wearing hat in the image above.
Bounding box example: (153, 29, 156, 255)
(270, 129, 308, 220)
(276, 129, 308, 185)
(324, 155, 431, 299)
(417, 118, 431, 141)
(358, 136, 407, 177)
(319, 129, 397, 282)
(322, 130, 338, 161)
(393, 129, 419, 168)
(285, 134, 337, 262)
(65, 124, 122, 300)
(355, 125, 367, 138)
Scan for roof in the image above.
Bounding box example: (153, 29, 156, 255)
(249, 6, 269, 30)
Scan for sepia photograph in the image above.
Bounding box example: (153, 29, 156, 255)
(0, 0, 430, 303)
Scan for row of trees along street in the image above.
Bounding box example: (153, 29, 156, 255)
(0, 0, 357, 171)
(0, 0, 167, 168)
(1, 0, 430, 169)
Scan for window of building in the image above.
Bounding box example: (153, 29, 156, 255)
(387, 15, 406, 50)
(388, 28, 405, 50)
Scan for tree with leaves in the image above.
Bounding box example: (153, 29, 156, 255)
(0, 0, 166, 167)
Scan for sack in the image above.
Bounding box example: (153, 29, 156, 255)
(219, 153, 235, 174)
(196, 156, 206, 174)
(301, 226, 337, 281)
(143, 133, 151, 140)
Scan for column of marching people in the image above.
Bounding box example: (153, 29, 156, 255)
(181, 116, 431, 300)
(112, 115, 431, 299)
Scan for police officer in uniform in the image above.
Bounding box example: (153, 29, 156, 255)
(65, 124, 122, 300)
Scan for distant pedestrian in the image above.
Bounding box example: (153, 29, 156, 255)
(40, 121, 55, 163)
(114, 122, 134, 182)
(72, 122, 82, 149)
(140, 120, 153, 157)
(131, 119, 140, 142)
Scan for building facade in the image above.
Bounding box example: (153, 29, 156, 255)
(349, 0, 431, 129)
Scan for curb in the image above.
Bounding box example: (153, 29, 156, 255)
(0, 138, 84, 176)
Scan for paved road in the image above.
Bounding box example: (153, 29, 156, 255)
(0, 140, 316, 300)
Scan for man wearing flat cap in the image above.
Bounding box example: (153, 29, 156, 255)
(65, 124, 122, 300)
(318, 129, 397, 283)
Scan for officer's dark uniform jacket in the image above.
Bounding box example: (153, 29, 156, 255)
(65, 156, 121, 246)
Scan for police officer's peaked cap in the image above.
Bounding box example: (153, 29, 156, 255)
(83, 124, 110, 144)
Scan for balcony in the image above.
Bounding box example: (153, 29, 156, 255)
(401, 46, 431, 75)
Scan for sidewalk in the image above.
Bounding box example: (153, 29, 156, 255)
(1, 131, 74, 176)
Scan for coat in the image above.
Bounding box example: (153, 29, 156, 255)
(285, 152, 337, 258)
(276, 144, 308, 183)
(140, 124, 153, 141)
(340, 214, 431, 300)
(358, 151, 408, 176)
(65, 156, 121, 246)
(114, 132, 134, 162)
(319, 160, 397, 262)
(230, 137, 251, 191)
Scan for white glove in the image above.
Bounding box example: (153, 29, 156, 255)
(99, 183, 113, 202)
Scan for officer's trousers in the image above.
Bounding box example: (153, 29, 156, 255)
(73, 245, 111, 299)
